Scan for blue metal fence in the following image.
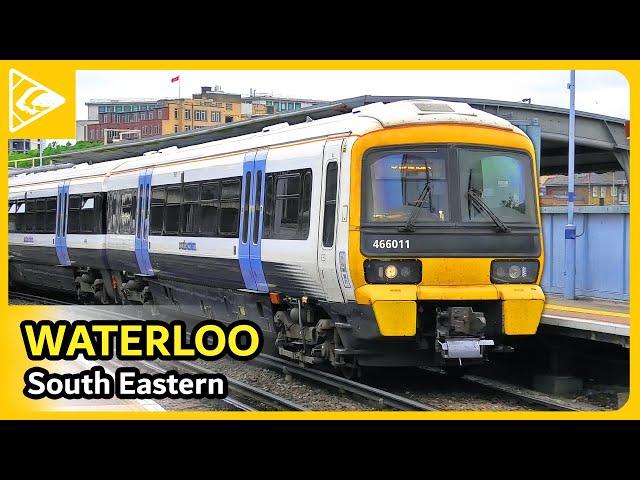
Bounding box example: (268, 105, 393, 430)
(540, 205, 629, 301)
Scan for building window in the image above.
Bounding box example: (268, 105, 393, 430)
(184, 110, 191, 120)
(185, 126, 191, 131)
(592, 186, 598, 197)
(98, 106, 106, 113)
(140, 112, 146, 120)
(174, 109, 178, 119)
(287, 102, 294, 110)
(175, 126, 179, 133)
(156, 110, 162, 120)
(149, 111, 155, 120)
(226, 103, 233, 111)
(211, 111, 220, 122)
(611, 185, 618, 197)
(295, 102, 301, 109)
(195, 110, 207, 121)
(115, 106, 123, 113)
(600, 186, 607, 198)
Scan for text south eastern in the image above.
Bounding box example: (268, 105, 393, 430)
(23, 366, 227, 400)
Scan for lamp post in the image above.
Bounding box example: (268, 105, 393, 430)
(564, 70, 577, 300)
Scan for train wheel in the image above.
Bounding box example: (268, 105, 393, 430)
(339, 359, 361, 380)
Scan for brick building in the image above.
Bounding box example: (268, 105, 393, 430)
(540, 171, 629, 206)
(85, 87, 242, 143)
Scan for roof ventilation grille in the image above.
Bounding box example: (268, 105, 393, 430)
(414, 102, 455, 113)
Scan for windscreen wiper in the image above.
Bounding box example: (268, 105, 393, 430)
(399, 180, 432, 232)
(467, 187, 511, 233)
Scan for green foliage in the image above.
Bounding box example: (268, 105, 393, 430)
(9, 141, 103, 168)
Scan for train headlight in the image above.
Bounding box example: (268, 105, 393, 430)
(384, 264, 398, 279)
(491, 260, 539, 284)
(364, 259, 421, 284)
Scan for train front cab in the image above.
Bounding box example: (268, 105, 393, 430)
(345, 124, 545, 369)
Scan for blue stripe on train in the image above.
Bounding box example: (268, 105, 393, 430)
(239, 152, 257, 290)
(250, 151, 268, 292)
(135, 170, 154, 275)
(55, 184, 71, 266)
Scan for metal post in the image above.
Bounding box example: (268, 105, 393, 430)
(564, 70, 577, 300)
(39, 139, 43, 167)
(526, 119, 542, 180)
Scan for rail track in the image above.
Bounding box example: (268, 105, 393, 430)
(9, 290, 78, 306)
(443, 372, 587, 412)
(139, 360, 308, 412)
(252, 354, 438, 411)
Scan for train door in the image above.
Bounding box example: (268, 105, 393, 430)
(317, 139, 345, 302)
(239, 150, 268, 292)
(135, 168, 154, 276)
(55, 181, 71, 266)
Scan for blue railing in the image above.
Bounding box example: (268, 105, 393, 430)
(540, 205, 629, 301)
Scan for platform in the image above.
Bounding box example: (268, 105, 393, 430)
(540, 294, 629, 347)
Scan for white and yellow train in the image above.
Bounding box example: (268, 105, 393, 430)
(9, 99, 545, 374)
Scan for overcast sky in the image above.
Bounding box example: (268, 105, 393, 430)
(76, 70, 629, 120)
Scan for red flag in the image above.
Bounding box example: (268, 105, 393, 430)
(171, 75, 180, 83)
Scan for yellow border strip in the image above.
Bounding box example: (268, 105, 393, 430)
(544, 303, 629, 318)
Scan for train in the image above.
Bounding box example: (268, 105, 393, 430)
(9, 99, 545, 376)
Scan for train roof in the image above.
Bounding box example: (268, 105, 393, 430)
(10, 99, 523, 188)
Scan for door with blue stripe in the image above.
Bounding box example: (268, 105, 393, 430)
(55, 182, 71, 266)
(238, 150, 268, 292)
(135, 169, 154, 276)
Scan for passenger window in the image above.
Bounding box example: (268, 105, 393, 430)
(150, 187, 166, 234)
(273, 174, 301, 239)
(301, 171, 312, 239)
(107, 191, 118, 234)
(24, 200, 36, 232)
(46, 198, 57, 233)
(8, 202, 16, 233)
(121, 191, 134, 234)
(262, 169, 311, 240)
(181, 184, 200, 234)
(15, 202, 26, 232)
(35, 199, 46, 233)
(242, 172, 252, 243)
(67, 195, 82, 234)
(199, 182, 219, 235)
(165, 186, 182, 234)
(219, 179, 240, 236)
(322, 162, 339, 247)
(80, 196, 95, 233)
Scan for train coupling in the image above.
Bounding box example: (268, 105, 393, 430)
(435, 306, 494, 360)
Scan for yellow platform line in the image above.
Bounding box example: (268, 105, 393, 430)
(544, 303, 629, 318)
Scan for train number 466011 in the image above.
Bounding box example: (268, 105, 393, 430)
(372, 239, 410, 249)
